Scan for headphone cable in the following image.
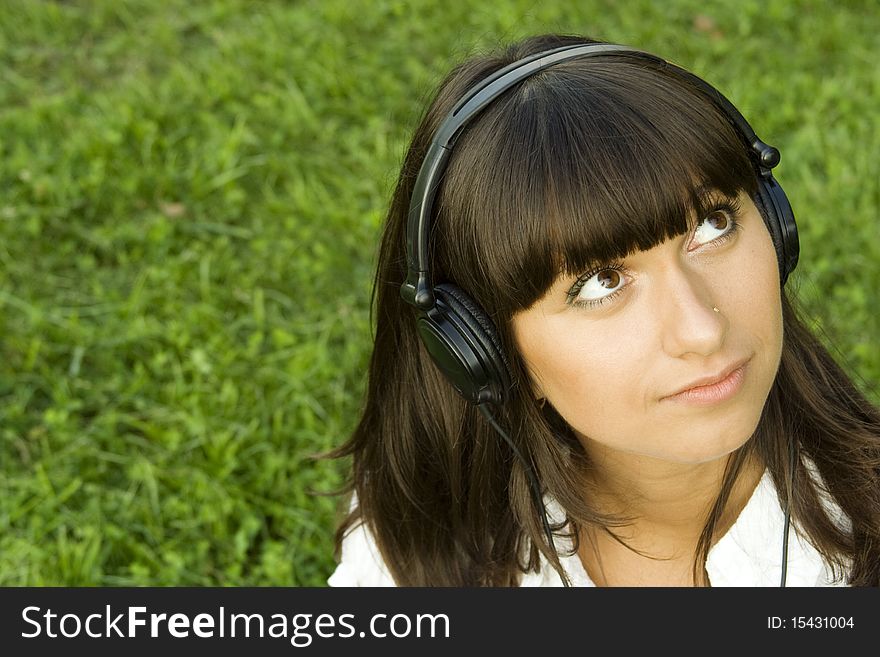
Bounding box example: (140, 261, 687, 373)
(477, 403, 570, 587)
(779, 437, 797, 587)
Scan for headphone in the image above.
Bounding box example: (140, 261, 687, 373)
(400, 42, 800, 407)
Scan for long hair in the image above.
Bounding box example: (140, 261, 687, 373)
(329, 34, 880, 586)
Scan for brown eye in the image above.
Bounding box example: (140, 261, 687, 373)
(691, 204, 739, 249)
(706, 210, 729, 231)
(569, 264, 629, 308)
(597, 270, 621, 289)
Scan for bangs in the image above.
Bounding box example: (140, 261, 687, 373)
(436, 58, 759, 317)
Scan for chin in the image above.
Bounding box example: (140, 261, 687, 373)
(667, 424, 758, 464)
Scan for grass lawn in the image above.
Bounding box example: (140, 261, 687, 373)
(1, 0, 878, 585)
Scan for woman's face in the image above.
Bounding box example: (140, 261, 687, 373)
(511, 190, 783, 465)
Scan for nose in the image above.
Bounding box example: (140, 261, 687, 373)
(657, 262, 727, 358)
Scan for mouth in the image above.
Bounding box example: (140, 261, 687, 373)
(661, 358, 751, 406)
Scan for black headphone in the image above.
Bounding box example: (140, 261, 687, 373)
(399, 42, 800, 408)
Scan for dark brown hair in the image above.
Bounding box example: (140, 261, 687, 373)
(329, 34, 880, 586)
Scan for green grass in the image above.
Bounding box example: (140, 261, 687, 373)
(1, 0, 878, 586)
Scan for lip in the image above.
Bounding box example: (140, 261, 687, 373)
(662, 357, 751, 405)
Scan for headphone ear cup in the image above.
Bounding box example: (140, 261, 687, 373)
(415, 283, 511, 405)
(753, 175, 799, 286)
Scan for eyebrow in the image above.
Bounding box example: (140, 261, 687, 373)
(694, 183, 739, 205)
(693, 183, 715, 198)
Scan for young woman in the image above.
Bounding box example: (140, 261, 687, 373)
(326, 34, 880, 587)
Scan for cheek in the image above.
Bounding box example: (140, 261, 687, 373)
(521, 328, 647, 437)
(754, 280, 785, 404)
(727, 225, 785, 372)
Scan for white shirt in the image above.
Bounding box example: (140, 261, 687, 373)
(328, 466, 851, 587)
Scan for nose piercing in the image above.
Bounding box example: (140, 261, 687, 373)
(713, 306, 720, 313)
